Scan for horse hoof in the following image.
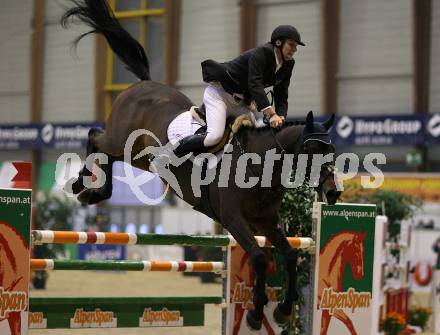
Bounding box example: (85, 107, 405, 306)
(77, 189, 93, 205)
(273, 305, 290, 326)
(77, 189, 108, 205)
(246, 311, 262, 331)
(65, 177, 85, 195)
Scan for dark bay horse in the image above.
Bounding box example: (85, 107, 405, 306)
(62, 0, 341, 330)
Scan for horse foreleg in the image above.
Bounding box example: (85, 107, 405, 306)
(224, 218, 268, 331)
(333, 309, 357, 335)
(259, 224, 298, 326)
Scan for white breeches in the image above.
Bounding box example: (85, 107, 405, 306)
(203, 83, 257, 147)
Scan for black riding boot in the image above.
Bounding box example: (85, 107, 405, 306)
(174, 133, 207, 157)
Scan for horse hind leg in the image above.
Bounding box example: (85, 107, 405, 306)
(223, 217, 268, 331)
(77, 154, 116, 205)
(66, 127, 103, 194)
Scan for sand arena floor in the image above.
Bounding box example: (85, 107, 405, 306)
(29, 270, 223, 335)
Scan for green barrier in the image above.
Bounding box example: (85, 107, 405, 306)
(29, 296, 223, 329)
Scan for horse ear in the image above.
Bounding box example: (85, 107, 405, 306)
(306, 111, 314, 133)
(323, 114, 335, 131)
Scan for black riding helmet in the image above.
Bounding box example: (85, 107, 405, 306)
(271, 25, 305, 46)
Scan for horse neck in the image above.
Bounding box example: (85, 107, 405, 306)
(243, 124, 304, 188)
(321, 233, 354, 289)
(246, 124, 304, 154)
(277, 124, 305, 154)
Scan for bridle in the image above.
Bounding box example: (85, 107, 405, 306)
(234, 127, 336, 189)
(301, 132, 336, 192)
(312, 163, 337, 192)
(270, 127, 287, 155)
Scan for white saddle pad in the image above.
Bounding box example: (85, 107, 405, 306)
(167, 108, 226, 169)
(167, 109, 204, 145)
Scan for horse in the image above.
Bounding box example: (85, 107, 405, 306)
(0, 221, 30, 335)
(317, 231, 366, 335)
(62, 0, 341, 330)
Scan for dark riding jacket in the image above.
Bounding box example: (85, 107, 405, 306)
(201, 43, 294, 118)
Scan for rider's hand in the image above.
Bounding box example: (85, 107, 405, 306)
(263, 107, 284, 128)
(263, 106, 276, 119)
(269, 114, 284, 128)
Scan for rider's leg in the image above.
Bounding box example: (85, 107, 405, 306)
(203, 84, 227, 146)
(174, 84, 227, 157)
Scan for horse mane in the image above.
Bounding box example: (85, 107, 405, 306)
(237, 121, 306, 135)
(320, 230, 359, 255)
(239, 120, 306, 135)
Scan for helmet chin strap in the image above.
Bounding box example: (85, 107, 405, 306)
(275, 40, 286, 63)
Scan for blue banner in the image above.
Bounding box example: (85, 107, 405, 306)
(1, 116, 440, 148)
(425, 113, 440, 144)
(0, 122, 104, 150)
(40, 122, 103, 149)
(78, 244, 126, 261)
(0, 124, 40, 150)
(331, 115, 425, 146)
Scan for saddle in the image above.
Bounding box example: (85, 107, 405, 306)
(167, 104, 255, 156)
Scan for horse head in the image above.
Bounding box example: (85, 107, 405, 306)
(299, 111, 341, 204)
(345, 232, 366, 281)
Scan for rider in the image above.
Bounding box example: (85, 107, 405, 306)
(174, 25, 305, 157)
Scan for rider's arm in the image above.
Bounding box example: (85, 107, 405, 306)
(273, 63, 293, 118)
(248, 48, 272, 113)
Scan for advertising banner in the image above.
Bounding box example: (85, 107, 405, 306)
(0, 125, 39, 150)
(0, 162, 32, 335)
(312, 203, 376, 335)
(39, 122, 103, 149)
(425, 113, 440, 144)
(226, 245, 284, 334)
(0, 122, 103, 150)
(78, 244, 126, 261)
(332, 115, 424, 146)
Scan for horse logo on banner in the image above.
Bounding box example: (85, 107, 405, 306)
(317, 231, 367, 335)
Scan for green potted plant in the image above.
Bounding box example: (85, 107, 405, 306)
(32, 192, 77, 289)
(279, 185, 315, 334)
(382, 312, 406, 335)
(408, 305, 431, 331)
(341, 187, 421, 239)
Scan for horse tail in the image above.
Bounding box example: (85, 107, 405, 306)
(61, 0, 150, 81)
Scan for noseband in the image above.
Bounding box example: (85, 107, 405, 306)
(302, 132, 332, 145)
(314, 163, 337, 192)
